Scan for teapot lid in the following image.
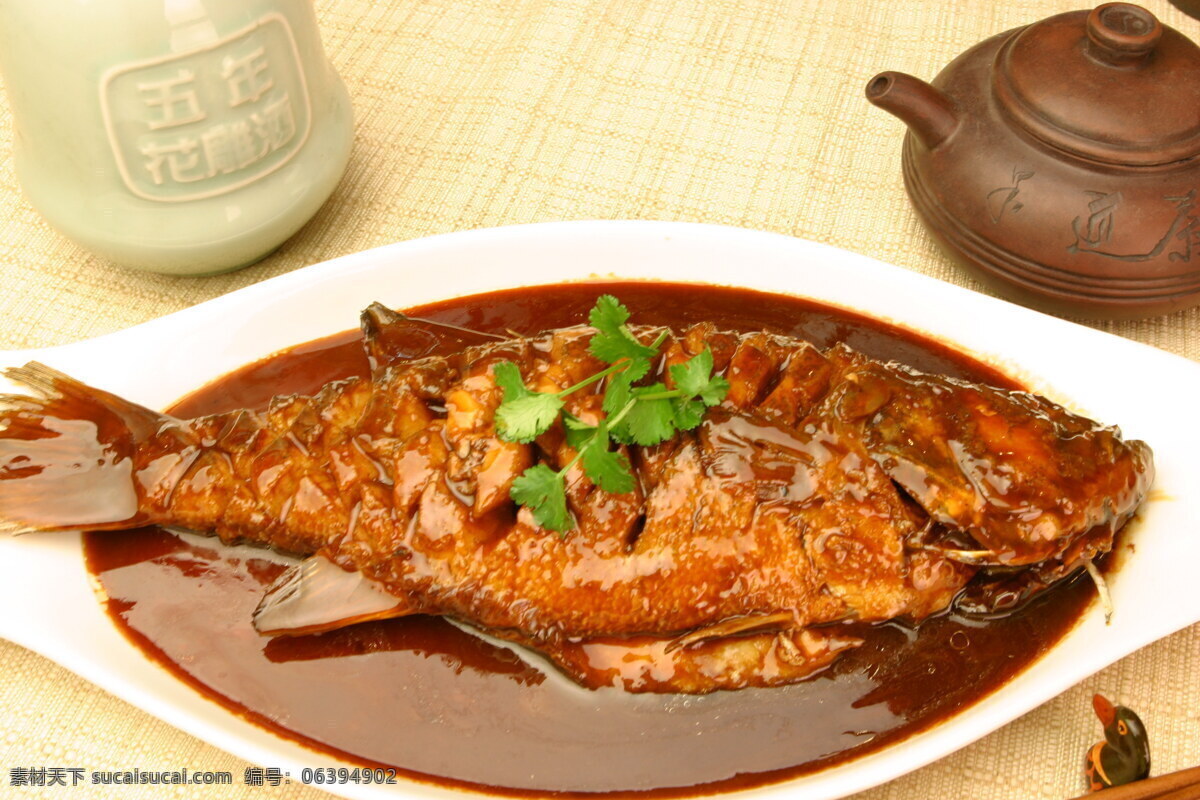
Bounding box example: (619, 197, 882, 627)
(993, 3, 1200, 166)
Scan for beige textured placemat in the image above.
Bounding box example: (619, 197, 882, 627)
(0, 1, 1197, 799)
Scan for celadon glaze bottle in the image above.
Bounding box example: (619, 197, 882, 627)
(0, 0, 353, 275)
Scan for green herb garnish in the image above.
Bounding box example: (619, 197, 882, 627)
(495, 295, 730, 533)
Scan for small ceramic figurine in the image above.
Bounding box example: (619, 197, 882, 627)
(1084, 693, 1151, 792)
(868, 3, 1200, 319)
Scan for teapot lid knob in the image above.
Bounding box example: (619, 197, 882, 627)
(1086, 3, 1162, 65)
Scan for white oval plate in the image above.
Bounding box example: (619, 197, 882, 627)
(2, 220, 1198, 800)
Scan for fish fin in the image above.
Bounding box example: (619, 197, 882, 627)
(665, 610, 796, 652)
(360, 303, 441, 375)
(253, 554, 413, 636)
(3, 363, 167, 436)
(359, 302, 506, 375)
(491, 625, 863, 693)
(0, 363, 162, 534)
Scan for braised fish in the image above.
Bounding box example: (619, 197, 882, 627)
(0, 302, 1153, 693)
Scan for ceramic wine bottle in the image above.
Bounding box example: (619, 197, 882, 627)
(0, 0, 354, 275)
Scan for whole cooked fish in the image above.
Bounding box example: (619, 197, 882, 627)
(0, 303, 1153, 693)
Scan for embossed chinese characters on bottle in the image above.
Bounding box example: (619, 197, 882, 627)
(102, 13, 312, 203)
(0, 1, 352, 275)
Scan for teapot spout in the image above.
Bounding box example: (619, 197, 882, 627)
(866, 71, 960, 150)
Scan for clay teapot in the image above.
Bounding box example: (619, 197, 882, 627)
(867, 3, 1200, 319)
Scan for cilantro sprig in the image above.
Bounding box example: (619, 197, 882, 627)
(496, 295, 730, 533)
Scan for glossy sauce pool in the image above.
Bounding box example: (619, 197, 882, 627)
(83, 282, 1095, 796)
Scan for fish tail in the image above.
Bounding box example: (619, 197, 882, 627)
(0, 362, 163, 534)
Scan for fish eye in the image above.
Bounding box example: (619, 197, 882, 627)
(1118, 721, 1128, 735)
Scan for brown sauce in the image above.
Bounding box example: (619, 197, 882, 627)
(83, 282, 1095, 796)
